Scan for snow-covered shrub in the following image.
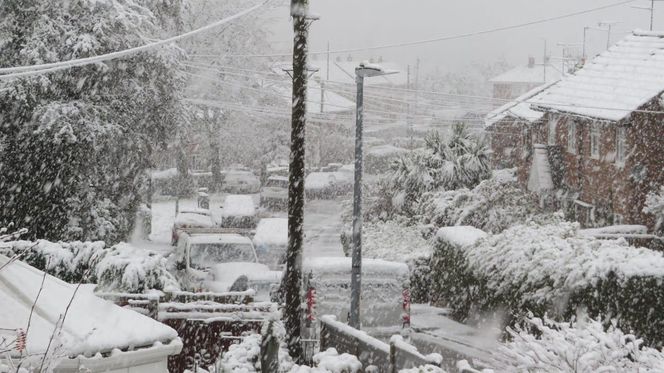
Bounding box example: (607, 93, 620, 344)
(8, 240, 105, 283)
(7, 239, 179, 293)
(218, 334, 262, 372)
(417, 169, 557, 234)
(431, 221, 664, 347)
(312, 348, 362, 373)
(399, 365, 445, 373)
(489, 315, 664, 372)
(94, 243, 180, 292)
(373, 125, 490, 218)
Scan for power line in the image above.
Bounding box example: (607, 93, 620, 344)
(190, 0, 635, 59)
(0, 1, 269, 80)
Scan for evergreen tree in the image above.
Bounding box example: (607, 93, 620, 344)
(0, 0, 185, 243)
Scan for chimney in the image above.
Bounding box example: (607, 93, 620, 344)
(528, 56, 535, 68)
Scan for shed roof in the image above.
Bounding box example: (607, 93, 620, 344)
(0, 255, 178, 358)
(530, 30, 664, 121)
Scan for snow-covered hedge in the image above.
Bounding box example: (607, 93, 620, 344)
(417, 169, 557, 233)
(7, 240, 179, 293)
(432, 222, 664, 347)
(489, 315, 664, 372)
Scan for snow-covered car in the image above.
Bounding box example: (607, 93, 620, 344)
(221, 195, 257, 229)
(205, 262, 282, 302)
(222, 170, 260, 194)
(171, 208, 216, 245)
(253, 218, 287, 269)
(305, 172, 338, 199)
(260, 176, 288, 209)
(276, 257, 411, 333)
(175, 232, 258, 290)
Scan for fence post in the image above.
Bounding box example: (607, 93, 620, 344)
(389, 340, 397, 373)
(261, 321, 279, 373)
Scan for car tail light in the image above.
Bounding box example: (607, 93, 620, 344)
(402, 288, 411, 328)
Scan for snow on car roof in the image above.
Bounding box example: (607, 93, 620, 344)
(305, 172, 336, 189)
(254, 218, 288, 247)
(179, 208, 211, 216)
(0, 255, 178, 357)
(208, 262, 280, 292)
(174, 212, 214, 228)
(222, 195, 256, 217)
(303, 257, 409, 276)
(188, 233, 253, 245)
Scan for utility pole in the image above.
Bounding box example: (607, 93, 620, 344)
(406, 65, 411, 148)
(286, 0, 312, 362)
(320, 42, 330, 114)
(412, 58, 420, 150)
(349, 63, 398, 330)
(632, 0, 657, 30)
(598, 21, 620, 49)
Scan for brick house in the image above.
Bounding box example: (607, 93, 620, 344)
(488, 30, 664, 230)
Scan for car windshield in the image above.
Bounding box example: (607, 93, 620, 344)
(189, 243, 256, 268)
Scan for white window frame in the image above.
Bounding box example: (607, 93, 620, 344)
(548, 117, 558, 145)
(568, 121, 577, 154)
(616, 127, 627, 165)
(590, 124, 600, 159)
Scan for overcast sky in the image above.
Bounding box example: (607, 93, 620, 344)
(266, 0, 664, 72)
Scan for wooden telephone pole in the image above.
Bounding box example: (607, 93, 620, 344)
(285, 0, 313, 362)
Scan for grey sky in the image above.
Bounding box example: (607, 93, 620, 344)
(266, 0, 663, 72)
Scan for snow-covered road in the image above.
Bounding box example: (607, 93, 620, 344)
(143, 194, 347, 258)
(303, 199, 346, 258)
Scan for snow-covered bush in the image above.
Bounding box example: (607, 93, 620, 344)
(94, 243, 180, 292)
(432, 221, 664, 347)
(399, 365, 445, 373)
(489, 315, 664, 372)
(417, 169, 557, 234)
(9, 240, 105, 283)
(7, 240, 179, 293)
(374, 125, 490, 218)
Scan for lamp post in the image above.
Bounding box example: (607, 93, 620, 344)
(349, 62, 398, 329)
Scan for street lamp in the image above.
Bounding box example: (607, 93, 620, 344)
(349, 61, 398, 330)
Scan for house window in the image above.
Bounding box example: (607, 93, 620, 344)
(568, 121, 577, 154)
(548, 117, 557, 145)
(616, 127, 627, 164)
(590, 124, 600, 159)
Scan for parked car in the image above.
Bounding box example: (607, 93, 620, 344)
(221, 195, 257, 228)
(253, 218, 287, 269)
(222, 170, 260, 194)
(275, 257, 411, 335)
(171, 208, 215, 245)
(260, 176, 288, 209)
(305, 172, 338, 199)
(175, 232, 248, 289)
(206, 261, 282, 302)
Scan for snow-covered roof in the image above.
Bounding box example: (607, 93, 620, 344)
(490, 63, 562, 84)
(530, 30, 664, 121)
(253, 218, 287, 247)
(187, 233, 253, 245)
(485, 82, 557, 128)
(0, 255, 179, 358)
(303, 257, 409, 277)
(305, 172, 336, 190)
(222, 195, 256, 217)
